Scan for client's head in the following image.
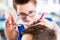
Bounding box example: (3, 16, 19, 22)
(21, 24, 56, 40)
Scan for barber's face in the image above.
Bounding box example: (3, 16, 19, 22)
(16, 2, 36, 26)
(22, 34, 32, 40)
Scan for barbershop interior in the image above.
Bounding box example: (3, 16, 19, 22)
(0, 0, 60, 40)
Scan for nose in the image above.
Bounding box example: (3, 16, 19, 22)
(23, 16, 30, 20)
(22, 15, 27, 20)
(22, 14, 29, 19)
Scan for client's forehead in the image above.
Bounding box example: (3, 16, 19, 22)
(21, 34, 32, 40)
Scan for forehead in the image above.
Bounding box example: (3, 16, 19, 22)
(22, 34, 32, 40)
(16, 2, 36, 14)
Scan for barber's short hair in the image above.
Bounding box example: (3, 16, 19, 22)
(13, 0, 36, 11)
(22, 24, 56, 40)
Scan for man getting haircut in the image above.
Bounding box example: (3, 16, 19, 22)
(22, 24, 56, 40)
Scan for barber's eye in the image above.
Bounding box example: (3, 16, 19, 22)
(29, 11, 33, 14)
(17, 12, 26, 16)
(20, 12, 26, 15)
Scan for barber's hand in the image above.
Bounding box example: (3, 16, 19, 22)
(38, 19, 54, 29)
(4, 13, 18, 40)
(33, 18, 59, 30)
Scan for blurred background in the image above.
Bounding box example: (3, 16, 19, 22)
(0, 0, 60, 40)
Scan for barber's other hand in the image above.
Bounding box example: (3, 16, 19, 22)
(4, 13, 18, 40)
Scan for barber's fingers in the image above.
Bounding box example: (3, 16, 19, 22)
(5, 15, 11, 37)
(5, 14, 12, 28)
(5, 12, 18, 31)
(10, 12, 18, 31)
(40, 19, 55, 29)
(5, 14, 12, 34)
(5, 12, 17, 29)
(10, 13, 16, 25)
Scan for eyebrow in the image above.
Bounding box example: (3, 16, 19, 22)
(17, 12, 26, 16)
(18, 10, 36, 16)
(29, 11, 34, 14)
(20, 12, 26, 15)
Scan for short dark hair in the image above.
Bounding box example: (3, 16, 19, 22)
(13, 0, 36, 11)
(22, 24, 56, 40)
